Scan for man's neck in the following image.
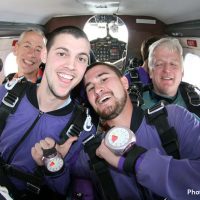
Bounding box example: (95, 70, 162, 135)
(106, 98, 133, 128)
(18, 71, 38, 83)
(36, 82, 70, 112)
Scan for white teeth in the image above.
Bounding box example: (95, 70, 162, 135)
(162, 77, 173, 80)
(98, 95, 110, 104)
(58, 73, 73, 80)
(24, 59, 34, 65)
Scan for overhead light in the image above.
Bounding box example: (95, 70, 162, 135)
(136, 19, 156, 24)
(76, 0, 120, 8)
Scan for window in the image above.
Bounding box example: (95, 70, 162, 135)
(83, 15, 128, 66)
(4, 52, 18, 76)
(183, 53, 200, 89)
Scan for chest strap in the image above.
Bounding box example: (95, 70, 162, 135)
(83, 134, 120, 200)
(0, 156, 42, 195)
(0, 77, 28, 133)
(145, 101, 180, 159)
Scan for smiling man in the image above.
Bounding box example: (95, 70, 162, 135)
(0, 26, 95, 200)
(141, 37, 200, 118)
(3, 28, 46, 84)
(82, 61, 200, 200)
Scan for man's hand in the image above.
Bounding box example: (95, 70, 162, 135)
(96, 139, 120, 168)
(31, 136, 77, 166)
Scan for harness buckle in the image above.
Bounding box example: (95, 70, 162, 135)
(26, 182, 40, 195)
(82, 134, 95, 145)
(147, 101, 165, 115)
(2, 92, 19, 108)
(66, 124, 82, 138)
(187, 90, 200, 106)
(129, 69, 139, 79)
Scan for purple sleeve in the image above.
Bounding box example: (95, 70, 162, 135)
(118, 156, 125, 171)
(136, 105, 200, 199)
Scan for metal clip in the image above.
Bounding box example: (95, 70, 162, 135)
(83, 108, 93, 131)
(5, 76, 24, 90)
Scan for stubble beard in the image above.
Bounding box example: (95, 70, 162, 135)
(97, 90, 127, 120)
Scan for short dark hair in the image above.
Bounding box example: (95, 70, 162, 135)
(46, 26, 89, 52)
(141, 36, 161, 61)
(85, 61, 123, 78)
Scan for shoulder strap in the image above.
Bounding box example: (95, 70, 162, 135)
(0, 77, 29, 133)
(59, 104, 91, 144)
(145, 101, 180, 159)
(59, 105, 119, 200)
(179, 82, 200, 117)
(83, 135, 120, 200)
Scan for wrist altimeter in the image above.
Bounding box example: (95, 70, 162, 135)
(42, 144, 64, 173)
(105, 126, 136, 156)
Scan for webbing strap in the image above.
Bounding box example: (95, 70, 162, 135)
(84, 135, 120, 200)
(1, 164, 42, 186)
(123, 145, 147, 174)
(0, 156, 42, 195)
(180, 82, 200, 117)
(145, 101, 180, 159)
(0, 77, 28, 133)
(59, 105, 87, 144)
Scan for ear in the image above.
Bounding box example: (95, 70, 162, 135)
(12, 42, 19, 56)
(121, 76, 129, 90)
(40, 48, 47, 64)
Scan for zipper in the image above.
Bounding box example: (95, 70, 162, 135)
(6, 111, 44, 163)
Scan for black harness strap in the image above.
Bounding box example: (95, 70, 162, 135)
(83, 135, 120, 200)
(59, 105, 87, 144)
(59, 104, 120, 200)
(145, 101, 180, 159)
(179, 82, 200, 117)
(0, 77, 28, 133)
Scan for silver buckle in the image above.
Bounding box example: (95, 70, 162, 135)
(2, 92, 19, 108)
(147, 101, 165, 115)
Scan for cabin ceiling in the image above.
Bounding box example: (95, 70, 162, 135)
(0, 0, 200, 25)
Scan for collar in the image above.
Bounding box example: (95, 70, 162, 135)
(149, 85, 179, 104)
(26, 84, 74, 116)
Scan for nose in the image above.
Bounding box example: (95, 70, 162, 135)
(27, 47, 36, 58)
(64, 56, 75, 70)
(94, 84, 104, 95)
(163, 63, 171, 72)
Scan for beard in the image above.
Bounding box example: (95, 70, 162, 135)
(97, 89, 127, 120)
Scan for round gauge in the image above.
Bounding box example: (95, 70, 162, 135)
(105, 126, 136, 155)
(46, 156, 64, 172)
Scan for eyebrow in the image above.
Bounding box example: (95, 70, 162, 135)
(56, 47, 89, 58)
(23, 41, 43, 49)
(85, 72, 109, 89)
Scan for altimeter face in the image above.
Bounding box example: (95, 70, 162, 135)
(46, 156, 64, 172)
(107, 127, 130, 147)
(105, 126, 136, 155)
